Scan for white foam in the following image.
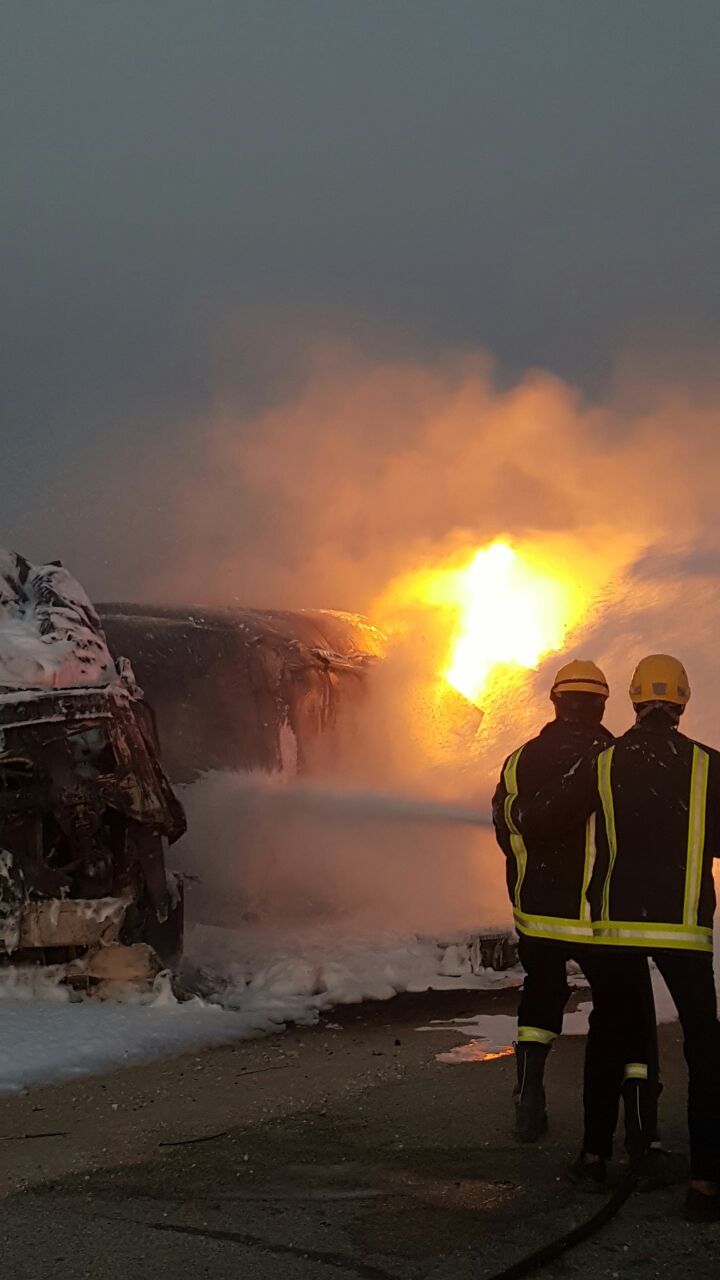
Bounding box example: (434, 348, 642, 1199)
(0, 551, 116, 692)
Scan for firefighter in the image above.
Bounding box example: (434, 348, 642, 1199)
(493, 660, 660, 1175)
(513, 655, 720, 1220)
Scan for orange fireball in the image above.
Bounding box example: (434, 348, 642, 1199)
(376, 538, 593, 708)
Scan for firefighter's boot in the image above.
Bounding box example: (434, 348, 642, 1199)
(622, 1075, 652, 1164)
(513, 1042, 550, 1142)
(622, 1074, 685, 1188)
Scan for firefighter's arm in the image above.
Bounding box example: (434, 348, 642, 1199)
(491, 770, 514, 857)
(511, 753, 599, 841)
(707, 748, 720, 859)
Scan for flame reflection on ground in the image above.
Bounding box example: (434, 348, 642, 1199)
(435, 1039, 515, 1064)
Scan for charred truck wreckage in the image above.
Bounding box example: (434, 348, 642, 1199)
(0, 549, 513, 991)
(0, 552, 187, 992)
(0, 550, 386, 990)
(97, 603, 384, 784)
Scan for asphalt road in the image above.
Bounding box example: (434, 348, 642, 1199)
(0, 987, 717, 1280)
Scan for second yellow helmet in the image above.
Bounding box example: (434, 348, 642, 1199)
(629, 654, 691, 707)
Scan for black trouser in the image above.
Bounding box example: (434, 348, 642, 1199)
(587, 948, 720, 1181)
(517, 934, 660, 1154)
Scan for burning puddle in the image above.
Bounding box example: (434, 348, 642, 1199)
(436, 1041, 515, 1064)
(419, 1006, 592, 1064)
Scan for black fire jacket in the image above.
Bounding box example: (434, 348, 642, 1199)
(512, 720, 720, 953)
(492, 718, 613, 944)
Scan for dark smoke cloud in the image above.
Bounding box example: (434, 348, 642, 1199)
(3, 0, 720, 575)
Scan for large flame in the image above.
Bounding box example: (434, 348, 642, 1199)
(441, 541, 586, 704)
(376, 538, 593, 709)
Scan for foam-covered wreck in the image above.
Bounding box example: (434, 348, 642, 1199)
(98, 605, 384, 783)
(0, 552, 186, 989)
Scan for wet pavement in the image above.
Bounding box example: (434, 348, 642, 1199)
(0, 988, 717, 1279)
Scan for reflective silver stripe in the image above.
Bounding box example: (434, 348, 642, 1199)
(579, 813, 596, 922)
(597, 746, 617, 921)
(683, 746, 709, 927)
(503, 748, 528, 910)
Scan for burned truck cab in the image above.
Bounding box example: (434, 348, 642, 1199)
(0, 552, 186, 990)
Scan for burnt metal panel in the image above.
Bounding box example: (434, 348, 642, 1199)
(98, 606, 383, 783)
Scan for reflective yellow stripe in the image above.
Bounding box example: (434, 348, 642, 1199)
(515, 909, 597, 929)
(624, 1062, 648, 1081)
(579, 813, 596, 923)
(592, 920, 713, 951)
(594, 919, 713, 933)
(510, 834, 528, 910)
(503, 747, 523, 833)
(514, 910, 594, 943)
(597, 746, 617, 921)
(683, 746, 709, 927)
(518, 1026, 556, 1046)
(503, 747, 528, 910)
(593, 933, 713, 952)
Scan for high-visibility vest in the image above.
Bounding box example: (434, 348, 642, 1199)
(587, 735, 716, 953)
(493, 719, 612, 945)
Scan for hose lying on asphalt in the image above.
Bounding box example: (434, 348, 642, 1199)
(483, 1166, 640, 1280)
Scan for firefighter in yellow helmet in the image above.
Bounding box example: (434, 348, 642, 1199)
(493, 660, 660, 1170)
(513, 656, 720, 1220)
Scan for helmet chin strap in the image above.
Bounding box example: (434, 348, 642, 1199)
(635, 700, 683, 724)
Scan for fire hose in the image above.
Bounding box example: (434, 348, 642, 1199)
(253, 782, 648, 1274)
(483, 1163, 641, 1280)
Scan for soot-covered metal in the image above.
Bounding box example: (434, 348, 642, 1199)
(98, 605, 384, 784)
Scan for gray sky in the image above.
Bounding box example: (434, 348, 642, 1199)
(2, 1, 719, 594)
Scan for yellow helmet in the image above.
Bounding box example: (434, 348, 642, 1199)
(629, 654, 691, 707)
(551, 659, 609, 699)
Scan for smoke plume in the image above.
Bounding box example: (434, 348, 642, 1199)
(129, 338, 720, 754)
(117, 335, 720, 938)
(39, 333, 720, 935)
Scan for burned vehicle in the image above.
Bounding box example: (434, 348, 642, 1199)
(0, 552, 186, 989)
(98, 604, 384, 784)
